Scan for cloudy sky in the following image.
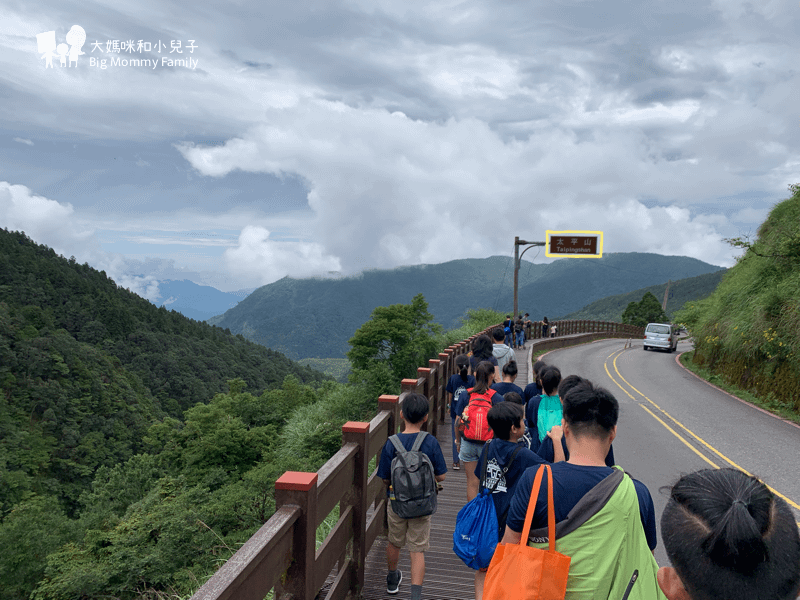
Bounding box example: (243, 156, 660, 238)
(2, 0, 798, 297)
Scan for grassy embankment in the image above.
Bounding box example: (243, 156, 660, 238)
(676, 184, 800, 417)
(678, 350, 800, 424)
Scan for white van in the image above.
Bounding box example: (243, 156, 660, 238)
(643, 323, 677, 352)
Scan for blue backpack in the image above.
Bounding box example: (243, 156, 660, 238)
(453, 443, 523, 569)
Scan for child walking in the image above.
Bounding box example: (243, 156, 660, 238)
(472, 402, 544, 599)
(377, 394, 447, 600)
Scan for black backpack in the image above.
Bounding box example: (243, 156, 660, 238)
(388, 432, 438, 518)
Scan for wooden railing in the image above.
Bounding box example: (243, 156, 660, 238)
(190, 320, 643, 600)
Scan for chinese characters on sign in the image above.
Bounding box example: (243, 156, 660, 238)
(37, 25, 200, 70)
(545, 231, 603, 258)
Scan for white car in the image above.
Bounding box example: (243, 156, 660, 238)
(643, 323, 678, 352)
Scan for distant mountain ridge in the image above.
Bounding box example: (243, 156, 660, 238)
(153, 279, 252, 321)
(559, 269, 729, 321)
(210, 253, 725, 359)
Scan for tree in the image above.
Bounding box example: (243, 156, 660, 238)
(347, 294, 441, 383)
(621, 292, 668, 327)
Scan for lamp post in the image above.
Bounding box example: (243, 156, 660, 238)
(513, 236, 546, 318)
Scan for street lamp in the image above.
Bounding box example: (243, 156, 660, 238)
(513, 236, 545, 318)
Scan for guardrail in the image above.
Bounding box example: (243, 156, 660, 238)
(190, 320, 643, 600)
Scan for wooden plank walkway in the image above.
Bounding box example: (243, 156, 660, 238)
(360, 344, 533, 600)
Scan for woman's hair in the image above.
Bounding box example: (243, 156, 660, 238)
(540, 365, 562, 396)
(503, 361, 518, 378)
(455, 354, 470, 382)
(561, 380, 618, 437)
(488, 402, 524, 441)
(558, 374, 585, 400)
(472, 334, 494, 360)
(532, 360, 547, 384)
(662, 468, 800, 600)
(472, 361, 495, 395)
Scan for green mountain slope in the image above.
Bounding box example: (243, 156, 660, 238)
(211, 253, 725, 359)
(0, 228, 329, 514)
(678, 185, 800, 409)
(560, 269, 728, 321)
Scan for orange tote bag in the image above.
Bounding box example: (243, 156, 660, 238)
(482, 464, 571, 600)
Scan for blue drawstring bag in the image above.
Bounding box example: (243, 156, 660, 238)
(453, 486, 499, 569)
(453, 443, 523, 570)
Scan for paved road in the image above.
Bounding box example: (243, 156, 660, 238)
(539, 337, 800, 565)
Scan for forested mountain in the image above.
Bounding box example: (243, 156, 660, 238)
(559, 269, 728, 322)
(0, 228, 337, 599)
(210, 253, 725, 359)
(0, 228, 328, 511)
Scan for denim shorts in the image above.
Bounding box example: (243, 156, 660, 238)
(458, 438, 486, 463)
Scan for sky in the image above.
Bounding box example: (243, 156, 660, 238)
(1, 0, 799, 298)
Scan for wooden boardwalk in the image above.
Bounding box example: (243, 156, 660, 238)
(360, 344, 533, 600)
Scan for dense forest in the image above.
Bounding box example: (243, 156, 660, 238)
(210, 253, 724, 359)
(677, 184, 800, 409)
(0, 228, 501, 599)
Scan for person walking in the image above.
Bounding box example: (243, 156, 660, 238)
(502, 380, 660, 599)
(445, 355, 475, 470)
(378, 394, 447, 600)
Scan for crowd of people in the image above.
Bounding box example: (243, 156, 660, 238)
(378, 327, 800, 600)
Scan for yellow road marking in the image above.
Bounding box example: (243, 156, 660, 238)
(638, 404, 719, 469)
(605, 346, 800, 514)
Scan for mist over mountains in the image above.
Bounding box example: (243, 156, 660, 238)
(200, 253, 724, 359)
(153, 280, 253, 321)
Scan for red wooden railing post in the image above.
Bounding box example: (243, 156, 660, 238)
(379, 394, 400, 436)
(429, 358, 444, 424)
(342, 421, 370, 598)
(274, 472, 318, 600)
(417, 367, 435, 436)
(400, 379, 421, 431)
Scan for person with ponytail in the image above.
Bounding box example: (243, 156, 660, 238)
(658, 468, 800, 600)
(523, 365, 562, 454)
(445, 354, 475, 470)
(491, 360, 524, 398)
(454, 361, 503, 501)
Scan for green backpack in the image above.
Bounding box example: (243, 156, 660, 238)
(527, 467, 665, 600)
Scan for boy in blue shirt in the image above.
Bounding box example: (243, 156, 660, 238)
(377, 394, 447, 600)
(473, 402, 545, 599)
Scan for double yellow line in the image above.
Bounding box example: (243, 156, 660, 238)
(603, 347, 800, 519)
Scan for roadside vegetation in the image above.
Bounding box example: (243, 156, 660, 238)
(675, 184, 800, 413)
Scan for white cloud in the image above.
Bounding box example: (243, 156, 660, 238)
(731, 207, 769, 224)
(0, 181, 93, 253)
(223, 225, 342, 285)
(13, 137, 33, 145)
(1, 181, 177, 299)
(179, 98, 745, 274)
